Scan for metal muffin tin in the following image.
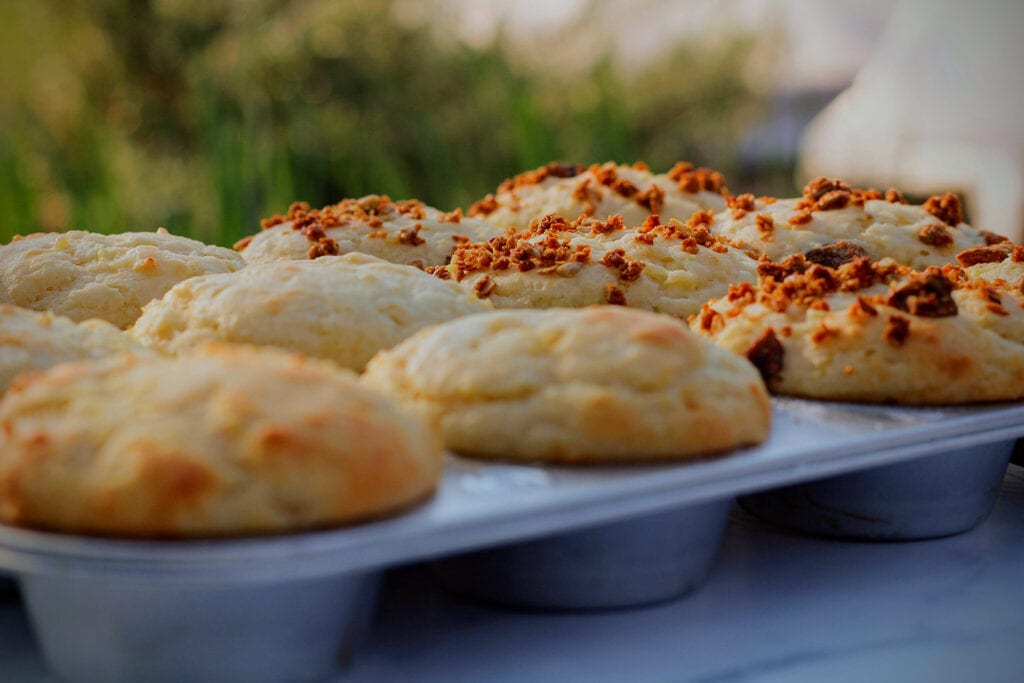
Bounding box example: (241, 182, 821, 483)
(0, 398, 1022, 681)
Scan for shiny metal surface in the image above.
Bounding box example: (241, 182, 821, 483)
(432, 499, 731, 609)
(740, 440, 1014, 540)
(19, 571, 378, 683)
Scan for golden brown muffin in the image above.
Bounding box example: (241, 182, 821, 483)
(692, 254, 1024, 403)
(709, 180, 993, 269)
(467, 161, 729, 229)
(131, 253, 492, 372)
(0, 344, 443, 537)
(0, 305, 141, 395)
(429, 213, 758, 319)
(0, 229, 245, 328)
(363, 307, 771, 463)
(237, 195, 501, 267)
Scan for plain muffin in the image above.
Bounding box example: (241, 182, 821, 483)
(0, 344, 443, 537)
(0, 305, 140, 395)
(364, 306, 771, 463)
(131, 252, 492, 372)
(0, 229, 245, 329)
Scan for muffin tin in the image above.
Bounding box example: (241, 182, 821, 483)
(0, 398, 1022, 682)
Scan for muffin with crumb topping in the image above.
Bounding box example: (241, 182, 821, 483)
(692, 254, 1024, 403)
(429, 212, 758, 319)
(236, 194, 501, 267)
(709, 178, 995, 269)
(467, 161, 729, 229)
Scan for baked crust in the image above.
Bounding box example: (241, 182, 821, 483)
(0, 344, 442, 537)
(363, 306, 771, 462)
(0, 230, 245, 328)
(692, 255, 1024, 403)
(131, 252, 491, 372)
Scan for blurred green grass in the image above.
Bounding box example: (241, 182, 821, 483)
(0, 0, 766, 247)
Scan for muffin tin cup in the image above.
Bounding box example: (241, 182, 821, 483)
(431, 498, 731, 610)
(739, 439, 1015, 541)
(18, 570, 379, 683)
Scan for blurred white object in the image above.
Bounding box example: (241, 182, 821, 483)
(800, 0, 1024, 240)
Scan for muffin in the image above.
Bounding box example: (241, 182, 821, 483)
(429, 213, 758, 319)
(709, 179, 995, 269)
(467, 161, 729, 229)
(363, 307, 771, 462)
(692, 254, 1024, 403)
(0, 344, 442, 537)
(0, 229, 245, 328)
(132, 252, 491, 372)
(0, 305, 140, 395)
(237, 195, 502, 267)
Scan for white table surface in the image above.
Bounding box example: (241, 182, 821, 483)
(3, 466, 1023, 683)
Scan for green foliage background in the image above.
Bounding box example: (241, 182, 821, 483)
(0, 0, 765, 247)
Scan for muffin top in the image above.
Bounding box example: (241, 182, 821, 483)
(0, 229, 245, 329)
(237, 195, 501, 267)
(0, 344, 442, 537)
(467, 161, 729, 229)
(0, 305, 140, 395)
(693, 254, 1024, 403)
(132, 252, 492, 372)
(429, 212, 758, 319)
(709, 179, 994, 269)
(363, 306, 771, 463)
